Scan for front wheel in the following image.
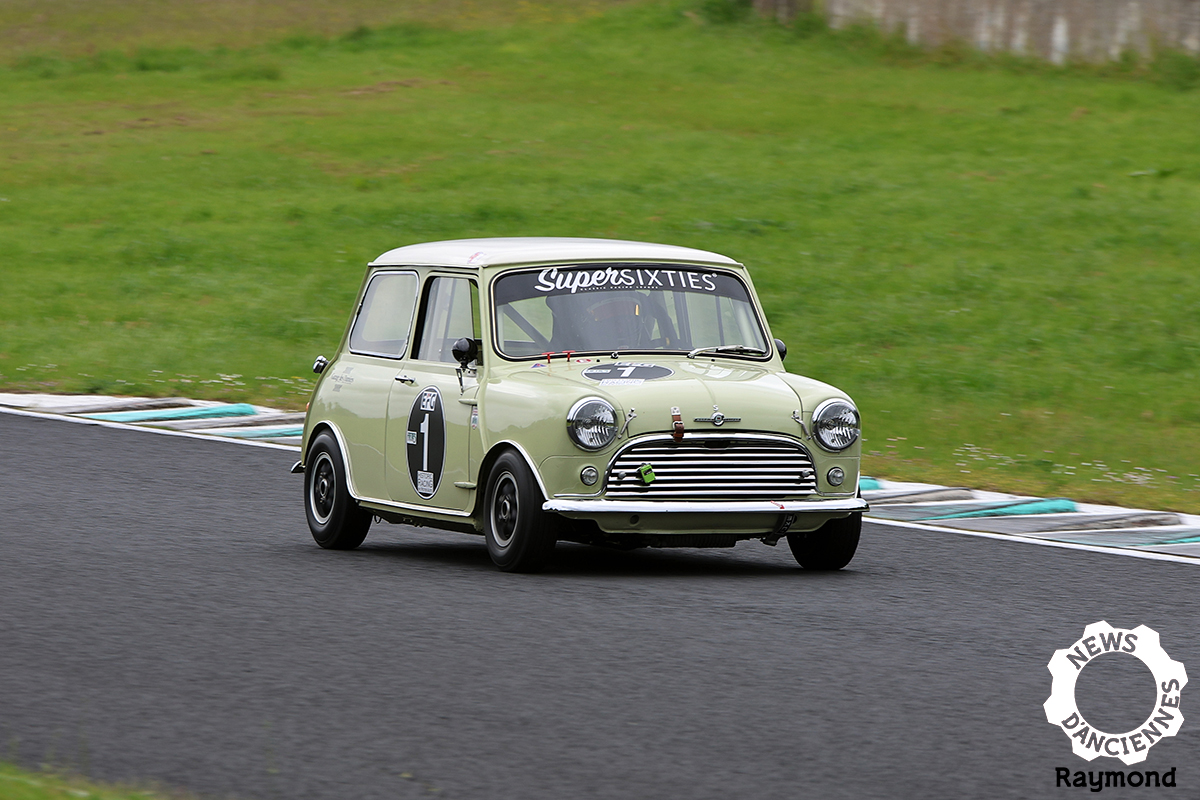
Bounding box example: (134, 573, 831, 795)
(484, 451, 558, 573)
(305, 431, 372, 550)
(787, 512, 861, 570)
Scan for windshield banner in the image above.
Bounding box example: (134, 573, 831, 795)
(494, 265, 747, 303)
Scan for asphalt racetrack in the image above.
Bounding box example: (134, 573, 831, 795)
(2, 411, 1197, 799)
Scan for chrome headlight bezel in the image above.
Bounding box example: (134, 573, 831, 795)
(811, 398, 861, 452)
(566, 397, 619, 452)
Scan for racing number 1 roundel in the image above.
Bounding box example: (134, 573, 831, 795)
(406, 386, 445, 499)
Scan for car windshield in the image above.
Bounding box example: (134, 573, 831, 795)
(492, 264, 768, 358)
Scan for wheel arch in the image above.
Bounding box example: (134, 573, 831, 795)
(472, 440, 549, 518)
(305, 421, 363, 502)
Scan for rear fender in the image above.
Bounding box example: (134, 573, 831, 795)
(305, 421, 363, 501)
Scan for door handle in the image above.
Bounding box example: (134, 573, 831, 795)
(394, 374, 415, 384)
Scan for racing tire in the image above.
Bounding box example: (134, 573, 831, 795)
(484, 451, 558, 573)
(305, 431, 372, 550)
(786, 512, 861, 570)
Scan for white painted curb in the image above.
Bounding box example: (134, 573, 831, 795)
(0, 405, 300, 452)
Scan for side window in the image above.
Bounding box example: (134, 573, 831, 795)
(348, 272, 419, 359)
(414, 277, 481, 363)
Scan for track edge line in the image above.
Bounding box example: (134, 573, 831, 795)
(867, 516, 1200, 566)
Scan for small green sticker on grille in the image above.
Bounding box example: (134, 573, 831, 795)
(638, 463, 656, 484)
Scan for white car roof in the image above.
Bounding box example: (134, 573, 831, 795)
(369, 237, 741, 269)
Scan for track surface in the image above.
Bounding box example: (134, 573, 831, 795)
(2, 412, 1197, 799)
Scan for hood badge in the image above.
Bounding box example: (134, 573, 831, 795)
(695, 405, 740, 427)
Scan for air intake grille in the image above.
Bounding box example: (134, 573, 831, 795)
(604, 434, 817, 500)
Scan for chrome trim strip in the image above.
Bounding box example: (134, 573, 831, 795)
(356, 495, 473, 518)
(542, 498, 868, 515)
(608, 430, 808, 455)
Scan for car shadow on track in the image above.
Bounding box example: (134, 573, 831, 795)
(351, 532, 861, 579)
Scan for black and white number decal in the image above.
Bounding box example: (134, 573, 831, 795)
(582, 362, 673, 382)
(406, 386, 445, 499)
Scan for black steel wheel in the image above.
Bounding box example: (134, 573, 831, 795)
(484, 451, 558, 573)
(786, 512, 861, 570)
(304, 430, 371, 550)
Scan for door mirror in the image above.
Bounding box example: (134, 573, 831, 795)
(452, 337, 479, 368)
(773, 338, 787, 361)
(313, 355, 329, 374)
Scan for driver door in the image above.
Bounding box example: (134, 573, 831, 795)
(385, 275, 482, 511)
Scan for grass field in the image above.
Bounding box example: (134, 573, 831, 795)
(2, 0, 1199, 511)
(0, 761, 186, 800)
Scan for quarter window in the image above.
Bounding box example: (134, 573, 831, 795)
(348, 272, 419, 359)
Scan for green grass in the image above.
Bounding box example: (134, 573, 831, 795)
(0, 761, 194, 800)
(0, 0, 619, 58)
(3, 1, 1200, 511)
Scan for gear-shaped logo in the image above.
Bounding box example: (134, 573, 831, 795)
(1044, 621, 1187, 765)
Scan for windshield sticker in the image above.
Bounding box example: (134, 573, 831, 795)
(583, 363, 673, 382)
(492, 265, 753, 308)
(535, 266, 717, 295)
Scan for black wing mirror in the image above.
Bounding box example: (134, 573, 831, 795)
(313, 355, 329, 374)
(773, 339, 787, 361)
(452, 337, 479, 368)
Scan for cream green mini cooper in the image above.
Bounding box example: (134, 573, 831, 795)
(297, 238, 866, 572)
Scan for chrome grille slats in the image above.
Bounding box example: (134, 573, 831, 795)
(604, 434, 816, 500)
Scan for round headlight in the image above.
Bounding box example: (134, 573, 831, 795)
(811, 399, 860, 452)
(567, 398, 618, 451)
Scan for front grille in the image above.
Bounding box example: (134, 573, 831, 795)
(604, 434, 817, 500)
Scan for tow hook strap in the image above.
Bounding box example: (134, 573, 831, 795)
(671, 406, 684, 442)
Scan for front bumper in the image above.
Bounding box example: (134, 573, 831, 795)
(542, 496, 867, 535)
(543, 497, 868, 515)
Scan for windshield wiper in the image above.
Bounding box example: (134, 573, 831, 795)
(687, 344, 768, 359)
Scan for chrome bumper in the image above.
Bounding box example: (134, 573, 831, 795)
(542, 497, 868, 515)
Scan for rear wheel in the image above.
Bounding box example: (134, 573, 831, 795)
(305, 431, 371, 550)
(787, 512, 861, 570)
(484, 451, 558, 573)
